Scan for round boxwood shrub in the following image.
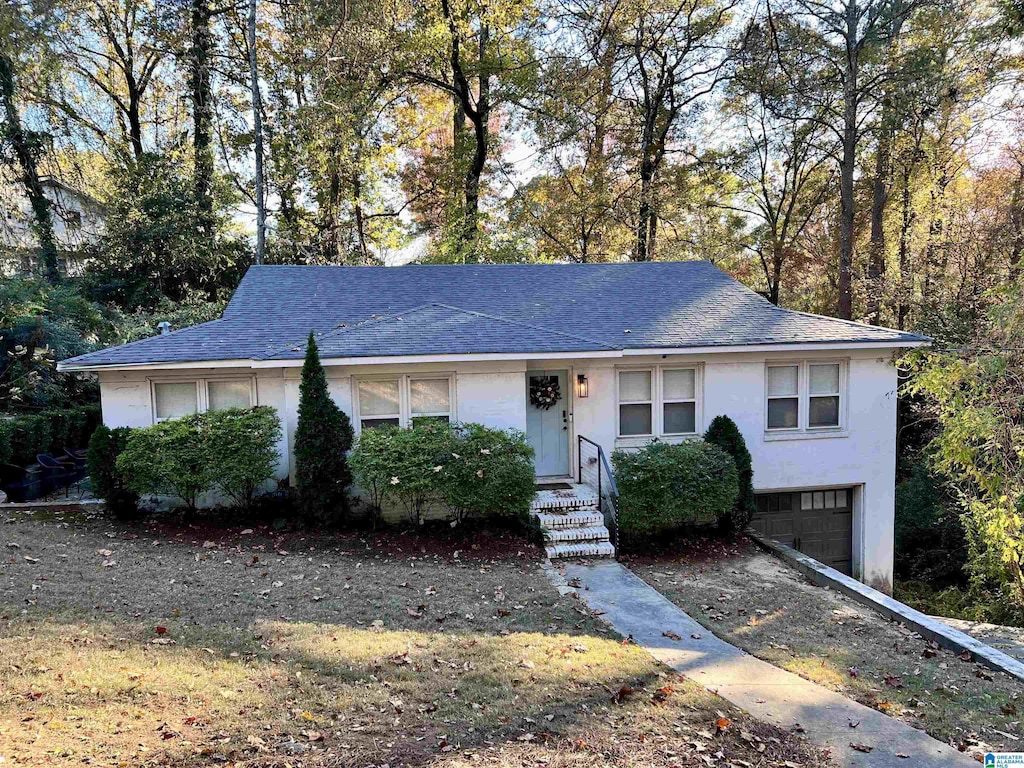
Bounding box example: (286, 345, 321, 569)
(703, 415, 755, 528)
(612, 440, 739, 548)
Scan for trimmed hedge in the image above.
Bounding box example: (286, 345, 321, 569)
(612, 440, 739, 548)
(704, 415, 755, 528)
(0, 405, 101, 467)
(117, 406, 281, 512)
(86, 425, 139, 518)
(350, 421, 536, 527)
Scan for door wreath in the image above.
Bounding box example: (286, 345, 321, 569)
(530, 376, 561, 409)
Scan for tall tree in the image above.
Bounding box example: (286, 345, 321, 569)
(246, 0, 265, 263)
(57, 0, 167, 161)
(0, 3, 61, 284)
(618, 0, 736, 261)
(768, 0, 919, 318)
(190, 0, 215, 239)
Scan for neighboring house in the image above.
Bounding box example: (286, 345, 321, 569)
(1, 177, 106, 275)
(57, 262, 928, 590)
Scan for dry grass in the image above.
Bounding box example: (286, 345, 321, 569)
(0, 509, 826, 767)
(628, 538, 1024, 756)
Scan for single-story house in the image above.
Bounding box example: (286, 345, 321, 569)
(58, 262, 928, 590)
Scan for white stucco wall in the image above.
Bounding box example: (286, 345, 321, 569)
(96, 349, 901, 589)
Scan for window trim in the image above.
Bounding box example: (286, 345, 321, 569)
(763, 360, 846, 433)
(807, 362, 843, 430)
(352, 373, 456, 433)
(616, 364, 703, 439)
(661, 367, 699, 437)
(765, 363, 801, 432)
(149, 376, 257, 424)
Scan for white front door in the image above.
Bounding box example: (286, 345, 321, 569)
(526, 370, 570, 478)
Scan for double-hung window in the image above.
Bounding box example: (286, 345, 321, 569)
(152, 377, 255, 422)
(808, 363, 841, 428)
(765, 361, 844, 432)
(662, 368, 697, 435)
(356, 374, 453, 431)
(766, 365, 799, 429)
(618, 370, 654, 437)
(617, 365, 701, 438)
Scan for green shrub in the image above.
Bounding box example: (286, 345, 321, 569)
(0, 419, 14, 465)
(117, 414, 213, 512)
(380, 421, 452, 526)
(704, 415, 755, 528)
(86, 425, 140, 518)
(206, 406, 282, 509)
(437, 423, 535, 525)
(349, 425, 399, 520)
(293, 333, 354, 526)
(351, 421, 535, 527)
(894, 461, 968, 586)
(0, 405, 101, 467)
(612, 440, 739, 548)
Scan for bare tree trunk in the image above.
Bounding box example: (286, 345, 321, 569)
(837, 3, 858, 320)
(866, 12, 903, 325)
(126, 76, 144, 160)
(461, 22, 489, 250)
(895, 162, 914, 329)
(0, 54, 60, 284)
(191, 0, 215, 240)
(247, 0, 266, 264)
(867, 139, 889, 324)
(635, 162, 654, 261)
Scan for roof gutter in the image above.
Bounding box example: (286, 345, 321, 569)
(57, 338, 929, 373)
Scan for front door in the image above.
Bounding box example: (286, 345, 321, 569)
(526, 370, 570, 478)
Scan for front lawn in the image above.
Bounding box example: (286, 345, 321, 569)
(0, 509, 826, 767)
(628, 538, 1023, 756)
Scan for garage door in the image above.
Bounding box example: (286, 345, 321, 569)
(751, 488, 853, 575)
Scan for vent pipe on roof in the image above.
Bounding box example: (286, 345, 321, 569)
(157, 321, 171, 335)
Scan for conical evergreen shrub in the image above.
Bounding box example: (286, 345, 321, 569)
(294, 332, 353, 525)
(704, 415, 755, 528)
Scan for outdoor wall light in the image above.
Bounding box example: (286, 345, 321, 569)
(576, 373, 589, 398)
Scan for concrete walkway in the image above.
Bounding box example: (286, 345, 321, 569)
(562, 561, 976, 768)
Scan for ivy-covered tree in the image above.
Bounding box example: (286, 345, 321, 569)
(293, 332, 353, 525)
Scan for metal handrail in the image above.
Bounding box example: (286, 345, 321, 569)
(577, 435, 618, 546)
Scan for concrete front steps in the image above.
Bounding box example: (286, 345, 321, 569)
(531, 485, 615, 559)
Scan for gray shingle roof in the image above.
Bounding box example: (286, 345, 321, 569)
(60, 261, 927, 368)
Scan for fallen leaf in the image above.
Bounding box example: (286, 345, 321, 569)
(611, 685, 634, 704)
(662, 630, 682, 641)
(715, 717, 730, 733)
(850, 743, 873, 753)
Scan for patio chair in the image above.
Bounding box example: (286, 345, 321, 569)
(0, 463, 43, 503)
(36, 454, 77, 497)
(64, 447, 88, 475)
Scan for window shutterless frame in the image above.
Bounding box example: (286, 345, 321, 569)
(616, 368, 654, 438)
(149, 376, 256, 424)
(661, 367, 699, 436)
(615, 364, 702, 439)
(352, 373, 455, 433)
(764, 360, 846, 433)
